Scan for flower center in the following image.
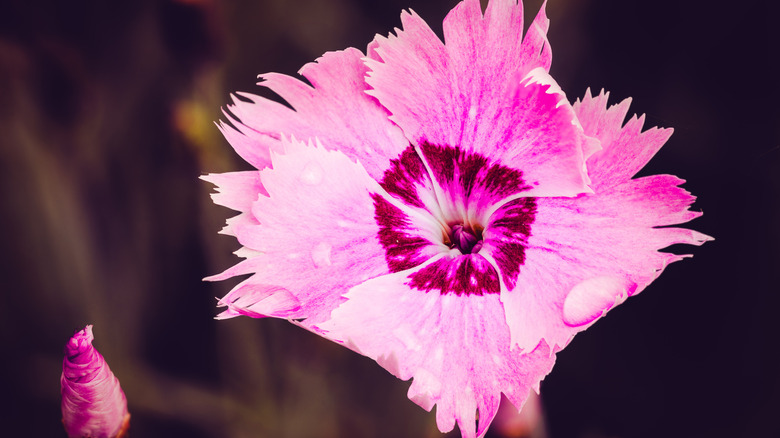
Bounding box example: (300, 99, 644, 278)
(447, 224, 483, 254)
(373, 143, 536, 295)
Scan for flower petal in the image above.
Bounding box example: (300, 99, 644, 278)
(200, 171, 265, 212)
(224, 48, 407, 180)
(476, 92, 712, 351)
(512, 0, 552, 73)
(480, 197, 536, 292)
(215, 284, 301, 320)
(500, 175, 711, 352)
(211, 138, 391, 326)
(319, 261, 556, 438)
(414, 142, 534, 224)
(574, 89, 674, 189)
(215, 118, 274, 173)
(217, 211, 259, 238)
(366, 0, 591, 197)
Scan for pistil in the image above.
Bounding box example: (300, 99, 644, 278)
(450, 224, 483, 254)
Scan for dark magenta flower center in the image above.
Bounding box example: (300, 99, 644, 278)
(373, 143, 535, 295)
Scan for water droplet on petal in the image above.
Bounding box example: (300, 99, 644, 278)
(310, 242, 332, 268)
(562, 276, 633, 327)
(300, 162, 323, 185)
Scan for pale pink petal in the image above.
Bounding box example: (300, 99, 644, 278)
(215, 284, 301, 320)
(574, 88, 674, 189)
(224, 48, 407, 180)
(200, 171, 265, 211)
(216, 211, 259, 238)
(513, 0, 551, 73)
(210, 138, 391, 326)
(216, 119, 276, 172)
(445, 0, 551, 79)
(319, 261, 556, 438)
(497, 176, 711, 352)
(366, 1, 591, 197)
(474, 92, 712, 352)
(61, 325, 130, 438)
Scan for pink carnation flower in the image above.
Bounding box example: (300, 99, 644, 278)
(204, 1, 710, 436)
(61, 325, 130, 438)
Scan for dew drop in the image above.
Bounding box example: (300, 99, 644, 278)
(562, 276, 633, 327)
(300, 162, 323, 185)
(310, 242, 332, 268)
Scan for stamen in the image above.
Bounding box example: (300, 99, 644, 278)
(450, 224, 483, 254)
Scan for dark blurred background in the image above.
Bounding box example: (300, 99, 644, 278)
(1, 0, 778, 437)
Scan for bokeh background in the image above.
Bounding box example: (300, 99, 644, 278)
(2, 0, 779, 437)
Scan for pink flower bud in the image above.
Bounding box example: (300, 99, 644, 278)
(61, 325, 130, 438)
